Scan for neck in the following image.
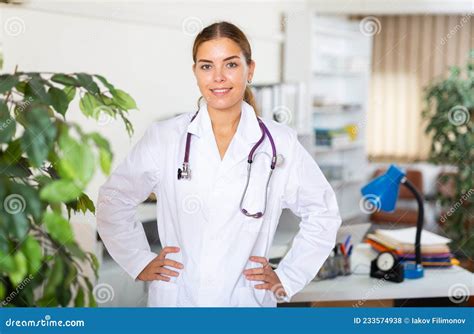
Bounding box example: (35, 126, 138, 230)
(208, 102, 242, 134)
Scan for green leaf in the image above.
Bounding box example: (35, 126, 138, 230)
(57, 131, 95, 184)
(51, 74, 79, 87)
(44, 257, 64, 296)
(76, 73, 100, 95)
(0, 74, 19, 94)
(0, 282, 5, 301)
(48, 87, 69, 117)
(111, 89, 137, 110)
(74, 288, 85, 307)
(87, 252, 99, 279)
(0, 99, 16, 143)
(21, 236, 43, 275)
(3, 139, 22, 163)
(20, 106, 57, 167)
(79, 92, 102, 117)
(24, 77, 50, 104)
(9, 251, 28, 287)
(0, 251, 16, 273)
(40, 179, 83, 203)
(99, 147, 112, 175)
(77, 193, 95, 214)
(89, 132, 111, 151)
(11, 182, 42, 221)
(65, 241, 86, 260)
(94, 74, 115, 91)
(15, 81, 27, 94)
(63, 86, 76, 103)
(43, 212, 74, 244)
(37, 294, 58, 307)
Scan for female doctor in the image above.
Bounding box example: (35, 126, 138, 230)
(97, 21, 341, 307)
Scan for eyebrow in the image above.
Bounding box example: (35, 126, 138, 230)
(197, 55, 240, 63)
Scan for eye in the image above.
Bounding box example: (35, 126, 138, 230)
(226, 62, 238, 68)
(200, 64, 212, 70)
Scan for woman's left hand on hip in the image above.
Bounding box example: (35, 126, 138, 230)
(243, 256, 287, 299)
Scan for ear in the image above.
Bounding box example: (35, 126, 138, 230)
(247, 60, 256, 82)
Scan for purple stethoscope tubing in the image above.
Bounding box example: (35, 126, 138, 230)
(178, 110, 277, 219)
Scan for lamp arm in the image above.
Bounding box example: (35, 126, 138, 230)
(401, 178, 424, 266)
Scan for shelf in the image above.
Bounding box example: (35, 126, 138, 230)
(313, 26, 363, 40)
(313, 70, 367, 77)
(329, 178, 366, 188)
(313, 105, 362, 114)
(313, 142, 364, 154)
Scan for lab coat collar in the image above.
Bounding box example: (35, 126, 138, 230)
(186, 101, 262, 145)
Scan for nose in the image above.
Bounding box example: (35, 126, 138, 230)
(213, 65, 225, 83)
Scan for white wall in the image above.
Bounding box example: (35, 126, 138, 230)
(1, 1, 295, 201)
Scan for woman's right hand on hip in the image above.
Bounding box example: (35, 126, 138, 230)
(137, 246, 184, 282)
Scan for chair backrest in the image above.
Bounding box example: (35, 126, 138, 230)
(373, 168, 424, 199)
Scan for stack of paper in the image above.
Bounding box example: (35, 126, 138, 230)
(366, 227, 454, 267)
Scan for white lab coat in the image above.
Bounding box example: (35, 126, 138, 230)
(96, 101, 341, 307)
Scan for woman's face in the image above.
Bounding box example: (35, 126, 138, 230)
(193, 37, 255, 112)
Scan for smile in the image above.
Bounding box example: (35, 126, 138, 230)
(210, 88, 232, 96)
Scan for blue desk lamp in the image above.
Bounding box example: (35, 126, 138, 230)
(361, 165, 424, 279)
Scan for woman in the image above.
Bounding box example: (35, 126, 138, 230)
(97, 21, 341, 307)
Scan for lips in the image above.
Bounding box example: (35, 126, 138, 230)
(210, 87, 232, 96)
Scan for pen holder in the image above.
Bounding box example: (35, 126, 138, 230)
(315, 254, 352, 280)
(316, 256, 339, 280)
(339, 254, 351, 276)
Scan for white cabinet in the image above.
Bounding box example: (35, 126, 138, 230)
(283, 13, 373, 222)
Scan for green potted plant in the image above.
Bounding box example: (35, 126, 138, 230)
(422, 51, 473, 263)
(0, 69, 137, 306)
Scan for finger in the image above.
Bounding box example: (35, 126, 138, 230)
(153, 274, 171, 282)
(249, 256, 268, 266)
(163, 259, 184, 269)
(254, 283, 272, 290)
(157, 267, 180, 277)
(158, 246, 181, 259)
(243, 267, 264, 275)
(245, 274, 266, 281)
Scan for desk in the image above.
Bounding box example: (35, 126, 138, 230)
(292, 244, 474, 303)
(137, 204, 473, 305)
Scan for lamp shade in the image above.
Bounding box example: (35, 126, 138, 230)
(361, 165, 406, 212)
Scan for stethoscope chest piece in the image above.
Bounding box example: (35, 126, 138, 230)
(177, 163, 191, 180)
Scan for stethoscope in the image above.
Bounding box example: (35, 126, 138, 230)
(177, 109, 282, 219)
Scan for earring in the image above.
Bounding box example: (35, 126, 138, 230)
(247, 79, 252, 84)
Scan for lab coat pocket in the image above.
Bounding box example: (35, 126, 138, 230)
(147, 280, 179, 307)
(237, 287, 276, 307)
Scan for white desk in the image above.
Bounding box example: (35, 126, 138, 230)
(292, 244, 474, 303)
(137, 204, 473, 304)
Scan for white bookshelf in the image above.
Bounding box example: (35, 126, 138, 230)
(283, 13, 373, 222)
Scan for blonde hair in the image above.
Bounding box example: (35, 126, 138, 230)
(192, 21, 258, 115)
